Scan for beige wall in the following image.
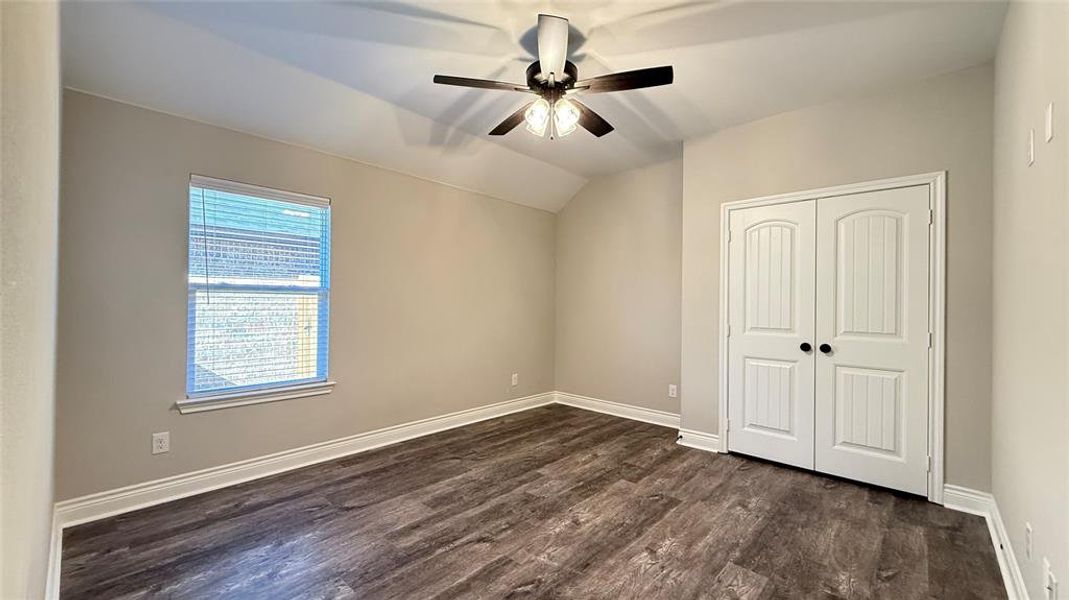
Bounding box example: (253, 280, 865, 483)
(991, 1, 1068, 592)
(681, 65, 995, 491)
(1, 1, 61, 597)
(555, 158, 682, 414)
(56, 91, 556, 500)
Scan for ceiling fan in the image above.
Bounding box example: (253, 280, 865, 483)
(433, 14, 674, 139)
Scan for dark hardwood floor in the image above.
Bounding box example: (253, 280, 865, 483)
(61, 405, 1006, 599)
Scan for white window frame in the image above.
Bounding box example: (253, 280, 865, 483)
(177, 175, 334, 414)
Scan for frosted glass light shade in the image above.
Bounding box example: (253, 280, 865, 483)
(524, 98, 551, 137)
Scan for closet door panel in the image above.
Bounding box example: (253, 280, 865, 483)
(727, 201, 816, 469)
(814, 185, 930, 495)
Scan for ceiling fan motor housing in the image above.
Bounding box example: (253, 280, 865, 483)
(526, 60, 578, 96)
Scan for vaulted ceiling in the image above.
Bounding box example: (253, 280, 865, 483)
(62, 1, 1006, 211)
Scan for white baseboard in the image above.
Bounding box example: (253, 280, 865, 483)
(47, 396, 1018, 600)
(54, 391, 679, 530)
(45, 514, 62, 600)
(47, 389, 682, 594)
(54, 392, 555, 529)
(942, 484, 993, 517)
(943, 484, 1028, 600)
(676, 428, 722, 453)
(553, 391, 680, 428)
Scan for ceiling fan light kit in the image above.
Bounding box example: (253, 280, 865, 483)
(433, 14, 674, 139)
(520, 82, 580, 138)
(552, 98, 581, 137)
(524, 98, 551, 136)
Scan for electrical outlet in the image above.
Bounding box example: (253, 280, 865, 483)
(1026, 522, 1033, 559)
(152, 431, 170, 455)
(511, 373, 518, 387)
(1045, 557, 1059, 600)
(668, 384, 678, 398)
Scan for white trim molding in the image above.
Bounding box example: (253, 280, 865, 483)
(177, 381, 336, 414)
(47, 391, 684, 592)
(717, 171, 947, 503)
(54, 392, 1021, 600)
(943, 485, 1028, 600)
(676, 428, 722, 453)
(55, 391, 683, 529)
(55, 392, 555, 529)
(190, 173, 330, 208)
(45, 514, 62, 600)
(553, 392, 680, 428)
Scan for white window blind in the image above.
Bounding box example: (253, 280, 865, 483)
(186, 175, 331, 399)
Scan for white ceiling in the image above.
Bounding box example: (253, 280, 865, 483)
(62, 1, 1006, 212)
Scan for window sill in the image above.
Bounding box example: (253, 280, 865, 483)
(176, 381, 336, 414)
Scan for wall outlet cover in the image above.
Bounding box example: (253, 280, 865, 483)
(668, 384, 678, 398)
(152, 431, 170, 455)
(510, 373, 518, 387)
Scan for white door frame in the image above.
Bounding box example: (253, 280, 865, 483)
(717, 171, 947, 504)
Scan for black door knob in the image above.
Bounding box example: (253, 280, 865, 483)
(800, 342, 812, 353)
(819, 343, 832, 354)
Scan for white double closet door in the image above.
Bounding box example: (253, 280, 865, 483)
(727, 185, 930, 495)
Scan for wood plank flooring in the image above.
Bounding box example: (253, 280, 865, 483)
(61, 405, 1006, 599)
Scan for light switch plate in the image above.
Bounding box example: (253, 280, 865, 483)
(1046, 102, 1055, 142)
(1029, 128, 1035, 166)
(668, 384, 678, 398)
(510, 373, 518, 387)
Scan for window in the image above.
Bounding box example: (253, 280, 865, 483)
(184, 175, 331, 410)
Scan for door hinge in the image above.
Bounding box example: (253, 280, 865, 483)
(728, 228, 732, 242)
(927, 455, 932, 473)
(928, 332, 933, 348)
(928, 209, 934, 225)
(726, 324, 731, 338)
(726, 418, 731, 432)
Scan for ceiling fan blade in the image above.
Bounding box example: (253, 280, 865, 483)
(433, 75, 530, 92)
(572, 100, 614, 137)
(573, 66, 674, 94)
(536, 14, 568, 82)
(489, 102, 534, 136)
